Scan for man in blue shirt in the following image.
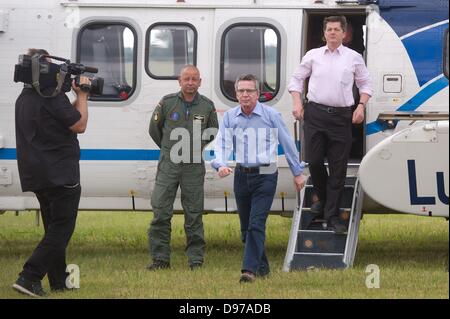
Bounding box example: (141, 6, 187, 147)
(212, 74, 306, 283)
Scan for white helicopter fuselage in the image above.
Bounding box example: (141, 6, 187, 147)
(0, 0, 448, 217)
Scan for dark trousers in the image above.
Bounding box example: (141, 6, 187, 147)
(304, 102, 352, 222)
(20, 185, 81, 288)
(234, 170, 278, 275)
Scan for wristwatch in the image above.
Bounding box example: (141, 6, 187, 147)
(358, 101, 366, 107)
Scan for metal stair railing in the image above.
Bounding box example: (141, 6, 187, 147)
(343, 178, 364, 267)
(282, 185, 306, 272)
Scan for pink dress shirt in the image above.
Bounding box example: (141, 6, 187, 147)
(288, 45, 373, 107)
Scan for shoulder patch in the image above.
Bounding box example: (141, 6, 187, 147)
(153, 111, 160, 122)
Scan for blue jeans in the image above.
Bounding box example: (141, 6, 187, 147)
(234, 170, 278, 275)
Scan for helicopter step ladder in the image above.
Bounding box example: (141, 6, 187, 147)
(283, 176, 364, 271)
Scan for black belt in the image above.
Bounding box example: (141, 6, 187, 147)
(309, 101, 351, 114)
(236, 163, 270, 174)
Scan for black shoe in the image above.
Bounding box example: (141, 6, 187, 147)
(310, 201, 324, 217)
(327, 221, 348, 234)
(12, 276, 46, 297)
(239, 271, 256, 283)
(147, 260, 170, 271)
(190, 263, 203, 271)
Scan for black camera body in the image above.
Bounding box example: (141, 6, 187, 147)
(14, 55, 66, 90)
(74, 73, 103, 95)
(14, 54, 103, 96)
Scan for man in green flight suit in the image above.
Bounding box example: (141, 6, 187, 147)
(148, 65, 218, 270)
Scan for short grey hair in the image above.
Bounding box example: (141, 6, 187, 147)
(234, 74, 260, 93)
(179, 64, 200, 77)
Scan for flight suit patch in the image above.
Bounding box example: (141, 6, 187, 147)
(170, 111, 180, 122)
(193, 114, 205, 124)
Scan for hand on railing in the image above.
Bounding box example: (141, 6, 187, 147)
(294, 174, 307, 192)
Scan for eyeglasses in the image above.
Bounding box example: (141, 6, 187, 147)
(236, 89, 258, 95)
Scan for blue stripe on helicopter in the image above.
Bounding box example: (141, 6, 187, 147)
(378, 0, 448, 37)
(366, 76, 449, 136)
(402, 22, 448, 86)
(0, 145, 288, 161)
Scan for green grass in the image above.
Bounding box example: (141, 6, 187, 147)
(0, 211, 448, 299)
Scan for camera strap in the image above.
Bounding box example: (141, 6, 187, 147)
(31, 54, 67, 98)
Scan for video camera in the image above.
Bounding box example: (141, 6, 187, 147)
(14, 54, 104, 98)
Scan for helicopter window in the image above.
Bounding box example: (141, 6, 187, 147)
(77, 22, 137, 101)
(146, 23, 197, 79)
(220, 24, 281, 103)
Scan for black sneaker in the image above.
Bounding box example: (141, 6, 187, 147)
(310, 201, 324, 217)
(12, 276, 46, 297)
(189, 263, 203, 271)
(147, 260, 170, 271)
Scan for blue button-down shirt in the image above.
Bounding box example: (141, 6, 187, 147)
(211, 102, 305, 176)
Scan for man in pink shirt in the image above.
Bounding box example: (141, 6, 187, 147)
(288, 16, 372, 233)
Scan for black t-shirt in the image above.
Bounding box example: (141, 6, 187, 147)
(15, 88, 82, 192)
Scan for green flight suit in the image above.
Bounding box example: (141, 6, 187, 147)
(148, 92, 218, 266)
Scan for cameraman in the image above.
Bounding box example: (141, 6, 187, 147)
(12, 49, 90, 297)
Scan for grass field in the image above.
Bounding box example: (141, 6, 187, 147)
(0, 211, 448, 299)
